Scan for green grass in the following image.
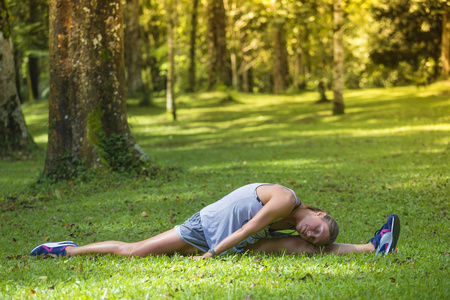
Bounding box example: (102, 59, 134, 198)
(1, 82, 449, 299)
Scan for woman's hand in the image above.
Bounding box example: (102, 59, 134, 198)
(191, 252, 214, 260)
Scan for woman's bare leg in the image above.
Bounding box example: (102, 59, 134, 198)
(245, 236, 375, 255)
(66, 229, 198, 257)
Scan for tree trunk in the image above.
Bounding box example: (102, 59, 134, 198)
(45, 0, 147, 178)
(165, 0, 176, 121)
(442, 7, 450, 77)
(124, 0, 144, 95)
(187, 0, 198, 92)
(206, 0, 231, 89)
(239, 30, 253, 93)
(272, 22, 290, 94)
(0, 0, 35, 156)
(332, 0, 344, 115)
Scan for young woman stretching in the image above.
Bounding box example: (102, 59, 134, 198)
(30, 183, 400, 258)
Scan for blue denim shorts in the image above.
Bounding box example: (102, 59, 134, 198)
(174, 212, 292, 254)
(174, 212, 210, 253)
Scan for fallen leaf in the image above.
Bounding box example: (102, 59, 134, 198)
(44, 237, 50, 241)
(299, 273, 313, 281)
(141, 211, 148, 217)
(165, 293, 174, 298)
(245, 295, 253, 299)
(253, 257, 263, 262)
(389, 277, 396, 283)
(30, 289, 36, 296)
(76, 264, 83, 274)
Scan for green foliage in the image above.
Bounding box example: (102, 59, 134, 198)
(41, 151, 88, 183)
(99, 132, 142, 173)
(367, 0, 444, 85)
(1, 81, 449, 298)
(0, 0, 11, 39)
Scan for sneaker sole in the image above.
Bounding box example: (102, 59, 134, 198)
(386, 214, 400, 254)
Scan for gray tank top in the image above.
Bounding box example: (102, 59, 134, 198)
(199, 183, 300, 254)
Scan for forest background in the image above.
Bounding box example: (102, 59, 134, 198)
(7, 0, 449, 104)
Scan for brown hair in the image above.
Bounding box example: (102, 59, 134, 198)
(304, 205, 339, 247)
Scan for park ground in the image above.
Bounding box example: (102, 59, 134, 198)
(1, 83, 449, 298)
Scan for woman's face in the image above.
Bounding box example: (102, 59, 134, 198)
(295, 213, 330, 246)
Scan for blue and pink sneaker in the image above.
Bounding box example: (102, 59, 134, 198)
(370, 214, 400, 255)
(30, 241, 78, 257)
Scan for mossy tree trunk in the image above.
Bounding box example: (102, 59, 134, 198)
(332, 0, 344, 115)
(0, 0, 35, 156)
(44, 0, 147, 178)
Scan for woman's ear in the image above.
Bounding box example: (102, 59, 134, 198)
(315, 211, 327, 218)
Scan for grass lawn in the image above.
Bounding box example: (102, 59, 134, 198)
(1, 82, 449, 299)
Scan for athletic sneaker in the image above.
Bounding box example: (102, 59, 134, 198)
(30, 241, 78, 257)
(370, 214, 400, 255)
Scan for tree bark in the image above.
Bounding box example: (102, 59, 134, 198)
(124, 0, 144, 95)
(332, 0, 344, 115)
(45, 0, 147, 178)
(442, 7, 450, 77)
(187, 0, 198, 92)
(165, 0, 176, 121)
(206, 0, 231, 89)
(0, 0, 34, 156)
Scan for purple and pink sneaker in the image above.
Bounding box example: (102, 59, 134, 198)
(30, 241, 78, 257)
(370, 214, 400, 255)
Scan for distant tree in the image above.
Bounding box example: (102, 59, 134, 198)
(442, 5, 450, 77)
(206, 0, 231, 88)
(164, 0, 176, 121)
(27, 0, 42, 100)
(8, 0, 48, 102)
(140, 0, 166, 93)
(332, 0, 344, 115)
(44, 0, 147, 179)
(0, 0, 35, 156)
(187, 0, 199, 92)
(124, 0, 144, 95)
(272, 0, 290, 94)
